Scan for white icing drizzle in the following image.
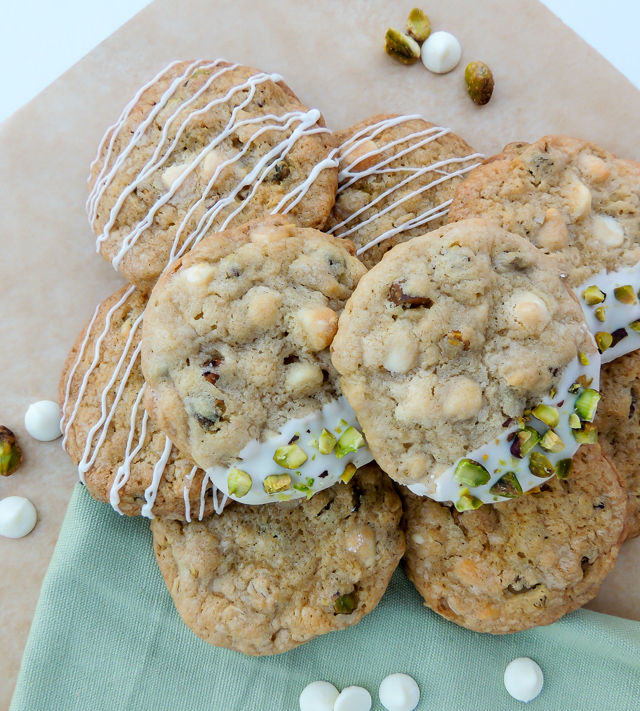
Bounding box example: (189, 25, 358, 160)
(140, 435, 173, 518)
(205, 396, 374, 506)
(87, 59, 337, 273)
(407, 348, 601, 505)
(575, 264, 640, 363)
(326, 114, 482, 254)
(183, 465, 199, 523)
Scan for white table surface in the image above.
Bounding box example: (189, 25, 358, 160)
(0, 0, 639, 124)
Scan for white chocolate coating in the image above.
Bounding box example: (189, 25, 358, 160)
(421, 32, 462, 74)
(24, 400, 62, 441)
(504, 658, 544, 703)
(334, 686, 372, 711)
(378, 673, 420, 711)
(0, 497, 38, 539)
(299, 681, 340, 711)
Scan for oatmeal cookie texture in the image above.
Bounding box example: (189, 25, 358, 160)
(88, 60, 338, 290)
(448, 135, 640, 289)
(331, 219, 595, 488)
(151, 463, 405, 655)
(400, 445, 627, 634)
(596, 349, 640, 539)
(60, 285, 218, 521)
(141, 215, 367, 477)
(324, 114, 482, 268)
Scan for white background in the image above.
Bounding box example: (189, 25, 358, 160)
(0, 0, 639, 123)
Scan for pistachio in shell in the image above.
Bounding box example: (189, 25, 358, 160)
(464, 61, 494, 105)
(385, 28, 421, 65)
(406, 8, 431, 42)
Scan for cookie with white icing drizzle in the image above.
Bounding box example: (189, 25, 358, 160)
(88, 60, 338, 291)
(400, 444, 627, 634)
(151, 462, 405, 655)
(331, 219, 599, 505)
(141, 215, 371, 505)
(448, 135, 640, 363)
(324, 114, 482, 268)
(60, 286, 226, 520)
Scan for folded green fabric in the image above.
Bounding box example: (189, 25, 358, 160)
(10, 484, 640, 711)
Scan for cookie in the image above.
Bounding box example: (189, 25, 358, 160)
(595, 349, 640, 539)
(141, 215, 371, 505)
(324, 114, 481, 268)
(88, 60, 338, 291)
(60, 285, 223, 520)
(151, 462, 405, 655)
(331, 219, 599, 503)
(400, 444, 627, 634)
(448, 136, 640, 362)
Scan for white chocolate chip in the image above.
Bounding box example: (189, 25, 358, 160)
(536, 208, 569, 251)
(384, 339, 418, 373)
(564, 177, 592, 219)
(285, 362, 324, 396)
(0, 497, 38, 538)
(395, 375, 439, 426)
(504, 658, 544, 703)
(346, 525, 377, 567)
(161, 162, 190, 189)
(334, 686, 372, 711)
(294, 307, 339, 351)
(183, 262, 215, 286)
(299, 681, 340, 711)
(246, 288, 282, 328)
(25, 400, 62, 441)
(339, 139, 378, 172)
(442, 376, 483, 422)
(421, 31, 462, 74)
(201, 149, 234, 183)
(379, 673, 420, 711)
(411, 533, 425, 544)
(579, 154, 610, 183)
(249, 222, 295, 245)
(512, 292, 551, 334)
(592, 214, 624, 247)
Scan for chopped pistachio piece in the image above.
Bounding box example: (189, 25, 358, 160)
(385, 27, 421, 64)
(453, 458, 491, 487)
(263, 473, 291, 494)
(489, 472, 522, 498)
(539, 429, 565, 453)
(572, 422, 598, 444)
(227, 468, 252, 497)
(335, 427, 366, 458)
(510, 426, 540, 459)
(611, 328, 628, 347)
(406, 8, 431, 42)
(569, 413, 581, 429)
(568, 383, 581, 395)
(582, 285, 606, 305)
(334, 591, 359, 614)
(340, 463, 357, 484)
(595, 331, 613, 353)
(318, 428, 337, 455)
(556, 458, 573, 480)
(549, 387, 557, 399)
(293, 478, 315, 499)
(0, 426, 22, 477)
(595, 306, 606, 322)
(529, 451, 555, 478)
(575, 388, 600, 422)
(531, 404, 559, 428)
(273, 444, 308, 469)
(630, 320, 640, 333)
(578, 351, 590, 366)
(614, 285, 636, 304)
(455, 492, 483, 511)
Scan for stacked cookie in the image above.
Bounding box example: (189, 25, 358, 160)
(60, 59, 638, 654)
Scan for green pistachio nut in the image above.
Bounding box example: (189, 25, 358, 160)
(455, 492, 483, 511)
(453, 458, 491, 487)
(318, 428, 337, 455)
(227, 468, 252, 498)
(595, 331, 613, 353)
(529, 451, 556, 478)
(569, 413, 581, 429)
(293, 478, 315, 499)
(465, 61, 495, 105)
(531, 404, 559, 428)
(335, 427, 366, 458)
(510, 426, 541, 459)
(539, 430, 565, 453)
(572, 422, 598, 444)
(574, 388, 600, 422)
(334, 591, 359, 614)
(614, 285, 636, 304)
(581, 285, 606, 305)
(630, 320, 640, 333)
(406, 8, 431, 42)
(568, 382, 581, 394)
(556, 458, 573, 480)
(578, 351, 590, 366)
(489, 472, 523, 498)
(263, 473, 292, 494)
(340, 462, 357, 484)
(595, 306, 606, 322)
(273, 444, 308, 469)
(0, 426, 22, 477)
(385, 28, 421, 64)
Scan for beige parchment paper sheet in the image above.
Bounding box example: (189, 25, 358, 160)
(2, 0, 640, 704)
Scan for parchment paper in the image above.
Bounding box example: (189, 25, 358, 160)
(2, 0, 640, 704)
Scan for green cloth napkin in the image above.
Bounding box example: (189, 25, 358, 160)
(10, 484, 640, 711)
